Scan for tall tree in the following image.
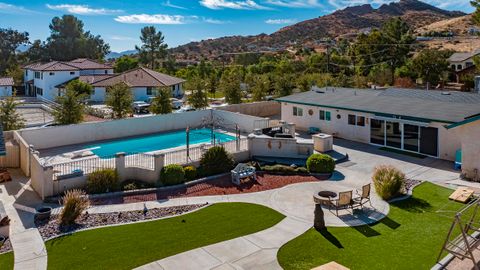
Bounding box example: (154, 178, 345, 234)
(0, 95, 25, 131)
(150, 88, 172, 114)
(135, 26, 168, 69)
(186, 77, 208, 109)
(0, 28, 29, 75)
(251, 75, 269, 101)
(411, 49, 451, 87)
(114, 56, 139, 73)
(106, 82, 133, 119)
(45, 15, 110, 61)
(472, 0, 480, 25)
(219, 71, 242, 104)
(52, 89, 85, 125)
(275, 74, 295, 97)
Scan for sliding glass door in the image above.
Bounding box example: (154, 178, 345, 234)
(403, 124, 419, 152)
(385, 121, 402, 148)
(370, 119, 385, 145)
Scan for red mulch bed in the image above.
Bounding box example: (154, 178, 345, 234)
(91, 173, 328, 205)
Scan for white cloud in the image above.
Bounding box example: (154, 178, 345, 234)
(0, 2, 34, 14)
(109, 35, 137, 41)
(114, 14, 187, 24)
(46, 4, 122, 15)
(163, 0, 188, 10)
(200, 0, 270, 10)
(265, 18, 297, 24)
(265, 0, 322, 8)
(203, 18, 230, 24)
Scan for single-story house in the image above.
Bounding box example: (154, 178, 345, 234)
(0, 77, 14, 97)
(276, 87, 480, 168)
(85, 67, 185, 102)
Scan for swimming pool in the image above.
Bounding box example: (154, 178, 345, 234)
(87, 128, 236, 158)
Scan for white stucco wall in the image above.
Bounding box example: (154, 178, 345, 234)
(34, 71, 80, 101)
(90, 87, 106, 102)
(0, 86, 12, 96)
(453, 120, 480, 179)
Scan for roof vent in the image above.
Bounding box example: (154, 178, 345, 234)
(441, 91, 451, 95)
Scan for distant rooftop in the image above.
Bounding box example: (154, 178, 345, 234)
(276, 87, 480, 123)
(448, 49, 480, 62)
(0, 77, 14, 86)
(24, 58, 112, 72)
(91, 67, 185, 88)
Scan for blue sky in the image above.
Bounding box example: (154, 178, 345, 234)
(0, 0, 474, 52)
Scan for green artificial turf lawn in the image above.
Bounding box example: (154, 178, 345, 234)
(278, 182, 467, 270)
(46, 203, 284, 270)
(0, 252, 13, 270)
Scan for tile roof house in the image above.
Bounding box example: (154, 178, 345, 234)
(23, 59, 185, 102)
(448, 49, 480, 72)
(277, 87, 480, 162)
(0, 77, 14, 96)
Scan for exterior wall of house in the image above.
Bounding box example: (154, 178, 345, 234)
(280, 102, 459, 161)
(34, 70, 80, 101)
(450, 58, 475, 71)
(79, 69, 113, 75)
(451, 121, 480, 179)
(0, 86, 12, 96)
(90, 87, 106, 102)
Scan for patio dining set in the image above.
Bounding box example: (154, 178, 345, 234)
(313, 183, 372, 216)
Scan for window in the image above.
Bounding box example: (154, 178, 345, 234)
(348, 114, 356, 125)
(293, 106, 303, 116)
(91, 89, 95, 95)
(36, 87, 43, 96)
(457, 64, 462, 70)
(49, 72, 55, 76)
(104, 70, 108, 74)
(70, 71, 75, 75)
(34, 72, 41, 79)
(319, 110, 331, 121)
(146, 87, 153, 96)
(357, 116, 365, 126)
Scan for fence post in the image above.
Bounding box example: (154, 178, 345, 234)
(43, 165, 54, 200)
(115, 152, 126, 182)
(154, 153, 165, 175)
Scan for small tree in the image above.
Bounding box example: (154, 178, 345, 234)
(0, 95, 25, 131)
(106, 82, 133, 118)
(53, 88, 84, 125)
(67, 79, 93, 97)
(150, 87, 172, 114)
(186, 77, 208, 109)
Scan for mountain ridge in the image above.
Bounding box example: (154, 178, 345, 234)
(170, 0, 466, 60)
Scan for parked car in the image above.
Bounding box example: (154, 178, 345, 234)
(174, 105, 195, 113)
(170, 98, 184, 109)
(132, 101, 150, 114)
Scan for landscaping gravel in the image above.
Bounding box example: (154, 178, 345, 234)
(405, 179, 422, 191)
(35, 204, 206, 240)
(0, 238, 11, 253)
(91, 173, 329, 205)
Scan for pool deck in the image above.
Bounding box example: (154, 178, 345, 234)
(37, 129, 243, 165)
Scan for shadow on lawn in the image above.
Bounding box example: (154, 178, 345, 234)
(380, 216, 401, 229)
(394, 197, 432, 213)
(316, 228, 344, 248)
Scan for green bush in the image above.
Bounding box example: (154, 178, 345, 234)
(184, 166, 197, 181)
(121, 180, 153, 191)
(262, 164, 308, 174)
(372, 165, 406, 200)
(160, 164, 185, 186)
(59, 189, 89, 225)
(306, 154, 335, 173)
(200, 146, 234, 176)
(86, 169, 118, 194)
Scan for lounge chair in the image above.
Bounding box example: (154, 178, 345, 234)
(353, 183, 372, 209)
(332, 190, 353, 216)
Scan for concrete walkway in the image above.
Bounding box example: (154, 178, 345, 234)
(0, 170, 47, 270)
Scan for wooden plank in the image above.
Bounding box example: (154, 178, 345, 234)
(449, 188, 475, 203)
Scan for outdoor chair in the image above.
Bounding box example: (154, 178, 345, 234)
(353, 183, 372, 209)
(332, 190, 353, 216)
(231, 163, 256, 186)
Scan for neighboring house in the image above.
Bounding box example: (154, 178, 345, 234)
(23, 58, 114, 101)
(276, 87, 480, 162)
(448, 49, 480, 72)
(85, 67, 185, 102)
(23, 59, 185, 102)
(0, 77, 14, 97)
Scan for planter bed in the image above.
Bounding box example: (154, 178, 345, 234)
(90, 172, 330, 206)
(35, 204, 206, 240)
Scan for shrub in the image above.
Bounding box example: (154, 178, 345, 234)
(262, 164, 309, 175)
(372, 165, 406, 200)
(200, 146, 234, 176)
(184, 166, 197, 181)
(160, 164, 185, 186)
(122, 180, 153, 191)
(59, 189, 89, 225)
(86, 169, 118, 194)
(306, 154, 335, 173)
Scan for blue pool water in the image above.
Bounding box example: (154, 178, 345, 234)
(87, 128, 236, 158)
